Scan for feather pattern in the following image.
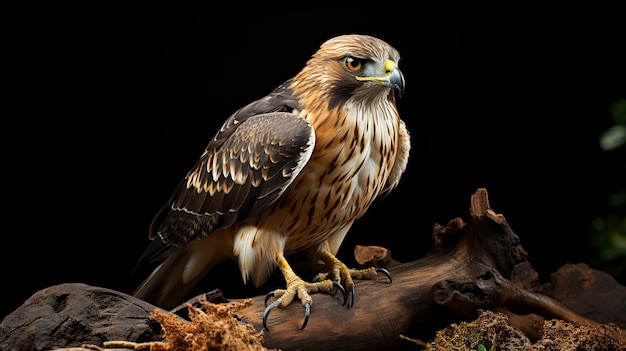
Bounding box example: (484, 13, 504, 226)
(155, 112, 315, 248)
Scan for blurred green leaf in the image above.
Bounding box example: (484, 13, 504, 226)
(599, 125, 626, 151)
(591, 99, 626, 282)
(609, 98, 626, 125)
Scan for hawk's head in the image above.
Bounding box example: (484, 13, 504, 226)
(292, 34, 405, 111)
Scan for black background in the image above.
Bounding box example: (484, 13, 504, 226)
(3, 4, 625, 320)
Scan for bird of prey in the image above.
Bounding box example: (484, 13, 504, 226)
(133, 34, 410, 330)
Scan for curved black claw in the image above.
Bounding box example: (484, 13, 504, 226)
(262, 297, 312, 331)
(264, 290, 276, 307)
(376, 267, 393, 283)
(332, 281, 347, 306)
(263, 298, 282, 331)
(300, 302, 311, 330)
(349, 283, 356, 308)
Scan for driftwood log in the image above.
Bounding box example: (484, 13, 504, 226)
(183, 188, 624, 350)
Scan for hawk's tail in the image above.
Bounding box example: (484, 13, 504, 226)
(133, 232, 232, 310)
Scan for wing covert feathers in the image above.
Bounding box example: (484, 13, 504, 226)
(153, 112, 315, 249)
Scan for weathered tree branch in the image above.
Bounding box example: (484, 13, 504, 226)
(194, 188, 624, 350)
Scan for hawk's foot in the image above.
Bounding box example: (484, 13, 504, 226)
(263, 256, 346, 330)
(314, 251, 392, 307)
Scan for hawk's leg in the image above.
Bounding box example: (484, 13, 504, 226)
(315, 250, 392, 307)
(263, 255, 346, 330)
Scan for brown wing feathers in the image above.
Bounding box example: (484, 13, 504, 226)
(150, 112, 314, 249)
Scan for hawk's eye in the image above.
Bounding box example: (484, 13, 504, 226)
(345, 57, 363, 71)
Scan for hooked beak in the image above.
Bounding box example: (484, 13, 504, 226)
(356, 59, 406, 98)
(386, 65, 405, 98)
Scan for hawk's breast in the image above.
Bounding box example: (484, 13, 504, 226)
(272, 100, 400, 253)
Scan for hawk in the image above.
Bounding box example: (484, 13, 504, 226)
(133, 34, 410, 330)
